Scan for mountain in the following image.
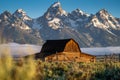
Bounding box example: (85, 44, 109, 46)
(13, 9, 32, 21)
(0, 10, 43, 44)
(0, 1, 120, 47)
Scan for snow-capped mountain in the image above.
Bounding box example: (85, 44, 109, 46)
(37, 2, 68, 30)
(87, 9, 120, 30)
(0, 1, 120, 47)
(0, 11, 12, 21)
(13, 9, 32, 21)
(44, 2, 67, 18)
(69, 9, 90, 20)
(0, 10, 43, 44)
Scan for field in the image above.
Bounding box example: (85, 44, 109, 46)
(0, 54, 120, 80)
(0, 44, 120, 80)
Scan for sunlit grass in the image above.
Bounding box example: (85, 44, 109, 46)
(0, 49, 120, 80)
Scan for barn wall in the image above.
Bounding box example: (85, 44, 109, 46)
(45, 52, 95, 62)
(80, 53, 96, 62)
(45, 52, 80, 62)
(64, 40, 80, 52)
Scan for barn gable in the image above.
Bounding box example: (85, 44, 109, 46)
(64, 39, 81, 52)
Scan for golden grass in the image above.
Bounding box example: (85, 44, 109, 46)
(0, 47, 120, 80)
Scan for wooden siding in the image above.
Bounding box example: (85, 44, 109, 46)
(45, 52, 95, 62)
(80, 53, 96, 62)
(64, 40, 81, 52)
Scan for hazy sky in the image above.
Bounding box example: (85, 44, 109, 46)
(0, 0, 119, 18)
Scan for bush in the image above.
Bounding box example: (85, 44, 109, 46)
(0, 54, 120, 80)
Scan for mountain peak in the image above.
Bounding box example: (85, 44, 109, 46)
(16, 9, 26, 14)
(49, 1, 62, 13)
(74, 9, 84, 15)
(3, 10, 11, 14)
(96, 9, 110, 20)
(97, 9, 109, 16)
(0, 10, 12, 19)
(13, 9, 31, 21)
(91, 9, 120, 30)
(51, 1, 61, 8)
(43, 1, 67, 20)
(1, 11, 11, 16)
(99, 9, 108, 12)
(69, 8, 90, 20)
(74, 8, 90, 17)
(14, 9, 26, 16)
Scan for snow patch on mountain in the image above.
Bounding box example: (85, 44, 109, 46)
(75, 9, 90, 17)
(106, 29, 117, 36)
(47, 1, 67, 16)
(48, 18, 61, 29)
(17, 9, 26, 14)
(95, 9, 120, 30)
(49, 18, 60, 23)
(11, 22, 31, 30)
(91, 16, 108, 29)
(61, 10, 67, 16)
(52, 2, 61, 7)
(20, 25, 31, 30)
(13, 9, 32, 21)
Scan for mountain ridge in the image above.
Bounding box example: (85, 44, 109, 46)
(0, 1, 120, 47)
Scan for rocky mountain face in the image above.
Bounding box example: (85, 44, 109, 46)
(0, 9, 43, 44)
(0, 2, 120, 47)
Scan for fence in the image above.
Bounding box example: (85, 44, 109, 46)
(96, 53, 120, 62)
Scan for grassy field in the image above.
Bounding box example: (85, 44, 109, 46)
(0, 54, 120, 80)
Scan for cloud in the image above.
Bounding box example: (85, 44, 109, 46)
(0, 43, 42, 57)
(81, 47, 120, 55)
(0, 43, 120, 57)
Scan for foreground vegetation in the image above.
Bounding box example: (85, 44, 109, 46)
(0, 54, 120, 80)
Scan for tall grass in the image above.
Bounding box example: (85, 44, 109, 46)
(0, 50, 120, 80)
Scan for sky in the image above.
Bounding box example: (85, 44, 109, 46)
(0, 0, 120, 18)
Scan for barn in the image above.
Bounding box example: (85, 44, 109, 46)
(35, 39, 96, 62)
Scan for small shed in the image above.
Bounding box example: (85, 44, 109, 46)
(35, 39, 96, 62)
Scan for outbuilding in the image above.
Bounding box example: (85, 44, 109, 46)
(35, 39, 96, 62)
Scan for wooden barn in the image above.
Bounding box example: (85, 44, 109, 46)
(35, 39, 96, 62)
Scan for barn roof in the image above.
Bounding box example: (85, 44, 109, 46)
(38, 38, 81, 58)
